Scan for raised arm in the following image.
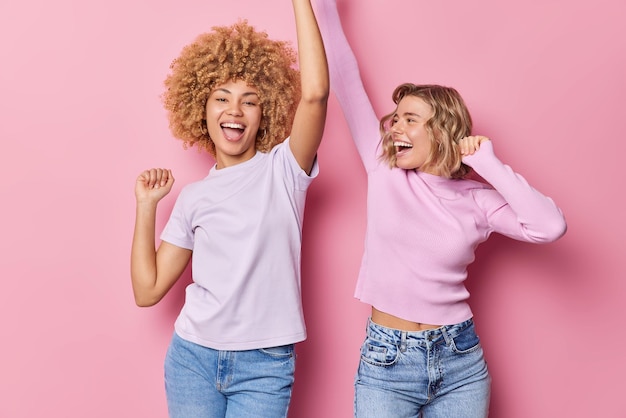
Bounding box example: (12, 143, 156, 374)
(289, 0, 330, 175)
(315, 0, 381, 167)
(130, 169, 192, 307)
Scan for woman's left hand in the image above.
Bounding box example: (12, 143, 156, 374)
(459, 135, 490, 156)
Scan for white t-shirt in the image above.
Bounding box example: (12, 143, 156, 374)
(161, 138, 318, 350)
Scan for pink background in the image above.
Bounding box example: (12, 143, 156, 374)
(1, 0, 624, 416)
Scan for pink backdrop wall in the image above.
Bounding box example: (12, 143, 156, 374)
(1, 0, 624, 416)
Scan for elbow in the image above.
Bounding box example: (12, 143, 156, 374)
(132, 288, 164, 308)
(302, 92, 330, 106)
(301, 82, 330, 104)
(548, 219, 568, 242)
(545, 211, 568, 242)
(134, 297, 157, 308)
(530, 218, 568, 244)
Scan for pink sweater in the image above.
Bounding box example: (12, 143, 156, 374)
(317, 0, 567, 324)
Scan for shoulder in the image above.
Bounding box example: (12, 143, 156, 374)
(268, 136, 291, 158)
(271, 137, 319, 179)
(175, 174, 211, 200)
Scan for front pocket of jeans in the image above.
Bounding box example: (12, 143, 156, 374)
(360, 338, 399, 366)
(259, 345, 294, 359)
(450, 328, 481, 354)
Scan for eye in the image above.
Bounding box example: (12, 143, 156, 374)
(215, 97, 227, 103)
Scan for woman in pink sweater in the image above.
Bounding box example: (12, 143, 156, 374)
(315, 1, 567, 417)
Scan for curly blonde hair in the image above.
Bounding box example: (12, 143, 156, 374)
(162, 20, 301, 156)
(380, 83, 473, 179)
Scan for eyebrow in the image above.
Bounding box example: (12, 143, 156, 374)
(212, 88, 259, 98)
(395, 111, 422, 118)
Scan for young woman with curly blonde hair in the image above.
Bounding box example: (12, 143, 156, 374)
(315, 0, 566, 416)
(130, 1, 328, 416)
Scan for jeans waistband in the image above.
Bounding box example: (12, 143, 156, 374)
(366, 317, 474, 347)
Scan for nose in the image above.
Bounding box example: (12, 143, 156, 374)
(226, 102, 243, 116)
(391, 120, 403, 134)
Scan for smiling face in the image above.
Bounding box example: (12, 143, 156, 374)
(205, 79, 263, 169)
(390, 95, 436, 172)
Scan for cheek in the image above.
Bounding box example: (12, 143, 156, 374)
(205, 105, 219, 121)
(412, 132, 431, 150)
(252, 109, 263, 125)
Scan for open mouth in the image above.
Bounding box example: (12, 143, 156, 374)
(221, 122, 246, 141)
(394, 141, 413, 155)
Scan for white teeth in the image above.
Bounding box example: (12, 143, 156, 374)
(221, 122, 245, 129)
(393, 141, 412, 148)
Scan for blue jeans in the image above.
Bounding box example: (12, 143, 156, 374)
(355, 318, 491, 418)
(164, 332, 295, 418)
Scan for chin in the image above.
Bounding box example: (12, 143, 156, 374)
(395, 161, 416, 171)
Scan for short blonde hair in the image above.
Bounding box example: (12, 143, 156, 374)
(380, 83, 473, 178)
(162, 21, 301, 156)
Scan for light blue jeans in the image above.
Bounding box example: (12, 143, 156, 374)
(164, 332, 295, 418)
(355, 318, 491, 418)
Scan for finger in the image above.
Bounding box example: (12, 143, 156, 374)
(145, 169, 154, 188)
(165, 169, 175, 187)
(459, 136, 471, 155)
(160, 169, 172, 187)
(151, 168, 164, 189)
(137, 170, 150, 185)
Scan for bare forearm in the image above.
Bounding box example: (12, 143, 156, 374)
(293, 0, 329, 102)
(130, 202, 159, 305)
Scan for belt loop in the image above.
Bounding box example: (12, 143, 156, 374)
(441, 326, 452, 346)
(399, 331, 407, 352)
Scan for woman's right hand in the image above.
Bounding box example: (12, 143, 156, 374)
(134, 168, 174, 203)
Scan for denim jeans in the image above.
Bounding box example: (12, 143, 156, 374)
(164, 332, 295, 418)
(355, 318, 491, 418)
